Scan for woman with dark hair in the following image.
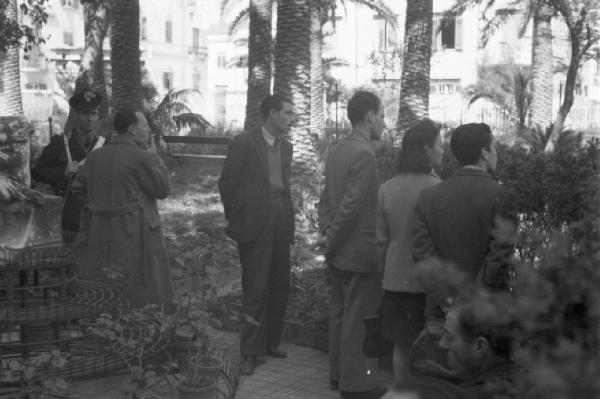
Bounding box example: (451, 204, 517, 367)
(377, 119, 443, 381)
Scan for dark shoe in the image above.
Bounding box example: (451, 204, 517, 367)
(330, 380, 339, 391)
(240, 355, 256, 375)
(340, 386, 388, 399)
(266, 346, 287, 358)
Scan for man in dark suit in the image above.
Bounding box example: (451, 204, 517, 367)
(318, 91, 386, 399)
(413, 123, 516, 321)
(32, 89, 103, 241)
(218, 95, 296, 375)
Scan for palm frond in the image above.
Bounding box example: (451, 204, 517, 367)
(173, 113, 213, 130)
(350, 0, 397, 29)
(229, 6, 250, 35)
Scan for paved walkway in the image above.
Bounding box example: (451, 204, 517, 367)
(237, 343, 395, 399)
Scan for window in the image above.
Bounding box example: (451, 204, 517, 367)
(165, 20, 173, 43)
(24, 82, 48, 91)
(63, 31, 74, 46)
(217, 52, 226, 68)
(192, 73, 201, 90)
(61, 0, 78, 8)
(192, 28, 200, 52)
(431, 79, 460, 94)
(162, 72, 174, 91)
(432, 16, 463, 51)
(141, 17, 147, 41)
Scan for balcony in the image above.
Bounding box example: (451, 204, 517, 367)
(188, 46, 207, 59)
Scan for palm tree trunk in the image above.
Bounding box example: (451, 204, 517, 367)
(77, 0, 112, 118)
(397, 0, 432, 139)
(0, 0, 23, 117)
(110, 0, 142, 111)
(274, 0, 313, 179)
(244, 0, 273, 133)
(0, 0, 29, 185)
(310, 8, 326, 144)
(529, 1, 553, 130)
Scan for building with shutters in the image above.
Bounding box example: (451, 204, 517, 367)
(20, 0, 210, 125)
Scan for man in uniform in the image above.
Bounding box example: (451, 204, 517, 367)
(32, 89, 103, 240)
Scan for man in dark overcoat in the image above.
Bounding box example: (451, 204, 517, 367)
(71, 110, 173, 308)
(413, 123, 516, 321)
(32, 89, 103, 240)
(218, 95, 296, 375)
(318, 91, 386, 399)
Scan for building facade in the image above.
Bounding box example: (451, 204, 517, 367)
(21, 0, 210, 126)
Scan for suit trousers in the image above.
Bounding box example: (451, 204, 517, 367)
(238, 197, 291, 356)
(329, 266, 382, 392)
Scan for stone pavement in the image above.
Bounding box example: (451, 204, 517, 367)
(236, 342, 395, 399)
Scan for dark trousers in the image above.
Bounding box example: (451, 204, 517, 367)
(238, 197, 291, 356)
(329, 266, 382, 392)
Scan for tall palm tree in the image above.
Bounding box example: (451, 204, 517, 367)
(274, 0, 313, 179)
(77, 0, 112, 117)
(0, 0, 24, 117)
(110, 0, 142, 111)
(529, 0, 553, 130)
(244, 0, 273, 132)
(397, 0, 433, 138)
(0, 0, 29, 185)
(449, 0, 555, 132)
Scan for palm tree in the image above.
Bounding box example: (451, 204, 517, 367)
(149, 89, 211, 135)
(110, 0, 142, 111)
(529, 0, 553, 130)
(464, 63, 531, 131)
(77, 0, 112, 117)
(0, 0, 29, 185)
(449, 0, 555, 133)
(0, 0, 24, 117)
(274, 0, 313, 180)
(396, 0, 433, 138)
(244, 0, 273, 132)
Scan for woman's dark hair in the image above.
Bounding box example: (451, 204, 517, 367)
(396, 119, 440, 174)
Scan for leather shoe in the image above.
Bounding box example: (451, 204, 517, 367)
(240, 355, 256, 375)
(266, 346, 287, 358)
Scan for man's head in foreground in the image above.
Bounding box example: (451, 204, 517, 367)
(439, 296, 513, 380)
(450, 123, 497, 172)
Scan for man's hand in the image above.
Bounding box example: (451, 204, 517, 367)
(64, 161, 80, 177)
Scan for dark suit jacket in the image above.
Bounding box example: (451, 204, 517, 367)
(318, 131, 380, 273)
(413, 167, 515, 316)
(218, 130, 294, 244)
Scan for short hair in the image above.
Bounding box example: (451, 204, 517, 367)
(113, 110, 139, 135)
(454, 298, 513, 360)
(347, 91, 381, 127)
(450, 123, 493, 166)
(397, 119, 440, 174)
(260, 94, 291, 120)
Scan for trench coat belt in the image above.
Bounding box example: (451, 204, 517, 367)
(86, 202, 149, 284)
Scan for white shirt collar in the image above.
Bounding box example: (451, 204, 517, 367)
(261, 126, 277, 146)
